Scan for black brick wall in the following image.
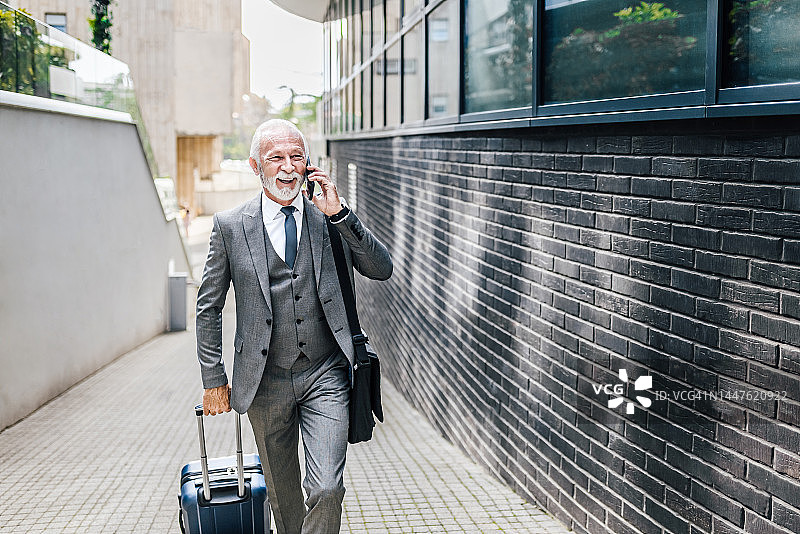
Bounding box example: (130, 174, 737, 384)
(331, 118, 800, 534)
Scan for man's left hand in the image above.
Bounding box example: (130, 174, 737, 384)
(305, 166, 343, 217)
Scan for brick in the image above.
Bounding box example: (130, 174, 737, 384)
(632, 136, 673, 154)
(630, 302, 670, 330)
(597, 174, 631, 193)
(780, 346, 800, 374)
(774, 449, 800, 478)
(743, 510, 794, 534)
(621, 503, 662, 534)
(664, 488, 712, 532)
(720, 280, 781, 313)
(750, 261, 800, 291)
(784, 240, 800, 264)
(542, 138, 567, 152)
(750, 364, 800, 403)
(653, 333, 695, 366)
(725, 137, 784, 157)
(568, 137, 596, 153)
(556, 155, 582, 171)
(718, 376, 776, 416)
(712, 517, 748, 534)
(671, 269, 720, 298)
(718, 330, 777, 365)
(597, 136, 631, 154)
(672, 315, 719, 347)
(614, 156, 651, 175)
(673, 135, 723, 155)
(694, 346, 748, 380)
(631, 220, 671, 241)
(613, 197, 650, 216)
(785, 188, 800, 211)
(749, 413, 800, 450)
(645, 455, 690, 494)
(582, 155, 614, 172)
(652, 157, 697, 178)
(651, 286, 695, 316)
(612, 236, 649, 258)
(697, 158, 753, 181)
(630, 259, 670, 285)
(691, 481, 745, 526)
(651, 200, 695, 222)
(717, 424, 773, 464)
(747, 461, 800, 508)
(675, 176, 726, 203)
(722, 184, 783, 209)
(753, 211, 800, 238)
(695, 299, 749, 330)
(787, 135, 800, 156)
(696, 251, 748, 278)
(644, 497, 689, 534)
(696, 206, 751, 230)
(532, 153, 556, 169)
(631, 177, 671, 198)
(650, 242, 694, 268)
(692, 435, 746, 477)
(751, 312, 800, 344)
(672, 224, 721, 250)
(722, 231, 783, 260)
(778, 399, 800, 426)
(772, 501, 800, 534)
(753, 159, 800, 184)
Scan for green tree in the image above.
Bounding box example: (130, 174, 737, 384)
(89, 0, 113, 54)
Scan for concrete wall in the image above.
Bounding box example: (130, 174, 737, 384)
(0, 101, 191, 431)
(331, 117, 800, 534)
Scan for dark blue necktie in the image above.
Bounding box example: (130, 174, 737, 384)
(281, 206, 297, 269)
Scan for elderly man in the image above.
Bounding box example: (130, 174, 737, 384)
(197, 119, 392, 533)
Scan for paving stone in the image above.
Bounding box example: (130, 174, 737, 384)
(0, 216, 569, 534)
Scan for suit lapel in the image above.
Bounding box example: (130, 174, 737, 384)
(304, 196, 325, 287)
(242, 195, 272, 313)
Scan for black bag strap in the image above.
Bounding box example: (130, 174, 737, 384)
(326, 218, 369, 365)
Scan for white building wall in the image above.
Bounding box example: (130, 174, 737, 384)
(0, 101, 191, 430)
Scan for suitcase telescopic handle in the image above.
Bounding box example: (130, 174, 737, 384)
(194, 405, 246, 500)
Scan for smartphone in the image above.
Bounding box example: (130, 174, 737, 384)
(305, 157, 316, 197)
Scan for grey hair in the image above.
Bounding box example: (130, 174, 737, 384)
(249, 119, 309, 172)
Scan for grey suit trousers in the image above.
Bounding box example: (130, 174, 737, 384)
(247, 350, 350, 534)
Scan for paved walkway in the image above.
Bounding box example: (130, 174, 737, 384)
(0, 216, 570, 534)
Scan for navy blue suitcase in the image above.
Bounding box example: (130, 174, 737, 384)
(179, 406, 271, 534)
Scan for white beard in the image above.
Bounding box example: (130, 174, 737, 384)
(261, 169, 303, 201)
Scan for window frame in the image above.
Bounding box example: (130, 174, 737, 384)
(323, 0, 800, 138)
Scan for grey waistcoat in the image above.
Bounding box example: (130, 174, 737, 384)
(264, 211, 338, 369)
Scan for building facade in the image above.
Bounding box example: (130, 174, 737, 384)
(15, 0, 250, 213)
(278, 1, 800, 534)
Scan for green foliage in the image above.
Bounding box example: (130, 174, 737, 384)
(0, 9, 17, 91)
(0, 8, 50, 95)
(614, 2, 681, 24)
(548, 1, 699, 102)
(88, 0, 113, 54)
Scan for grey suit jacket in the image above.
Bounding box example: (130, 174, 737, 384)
(196, 194, 392, 414)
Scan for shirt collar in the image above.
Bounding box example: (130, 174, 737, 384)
(261, 190, 304, 223)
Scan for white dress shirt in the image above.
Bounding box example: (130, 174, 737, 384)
(261, 191, 304, 263)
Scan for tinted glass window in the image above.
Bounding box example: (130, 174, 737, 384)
(386, 41, 401, 126)
(464, 0, 533, 113)
(373, 54, 385, 127)
(723, 0, 800, 87)
(403, 22, 424, 123)
(428, 0, 460, 118)
(373, 0, 385, 54)
(543, 0, 706, 103)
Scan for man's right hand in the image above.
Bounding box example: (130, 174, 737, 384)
(203, 384, 231, 416)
